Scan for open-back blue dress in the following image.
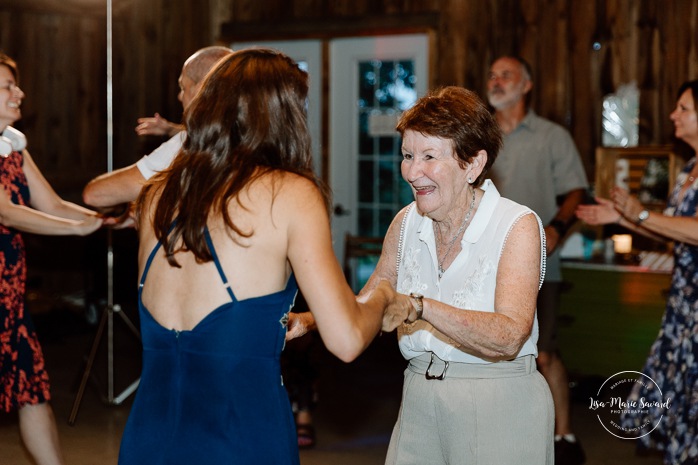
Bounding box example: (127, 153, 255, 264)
(118, 229, 300, 464)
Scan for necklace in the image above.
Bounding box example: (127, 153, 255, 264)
(436, 186, 476, 279)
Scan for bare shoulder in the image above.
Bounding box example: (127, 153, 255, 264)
(19, 150, 38, 174)
(276, 172, 323, 196)
(235, 171, 327, 235)
(383, 204, 412, 244)
(504, 211, 542, 253)
(270, 172, 326, 214)
(392, 204, 413, 228)
(239, 171, 319, 204)
(359, 203, 413, 293)
(513, 211, 541, 233)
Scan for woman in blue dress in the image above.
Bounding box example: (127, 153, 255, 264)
(118, 48, 414, 465)
(577, 80, 698, 464)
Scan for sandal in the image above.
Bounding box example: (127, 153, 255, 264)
(296, 423, 316, 449)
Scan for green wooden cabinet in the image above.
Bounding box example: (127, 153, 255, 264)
(557, 263, 670, 378)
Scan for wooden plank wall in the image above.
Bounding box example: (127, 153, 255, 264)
(0, 0, 217, 198)
(1, 0, 697, 197)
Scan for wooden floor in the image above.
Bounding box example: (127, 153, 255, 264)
(0, 301, 666, 465)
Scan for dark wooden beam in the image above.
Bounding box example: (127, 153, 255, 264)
(0, 0, 132, 17)
(219, 13, 440, 42)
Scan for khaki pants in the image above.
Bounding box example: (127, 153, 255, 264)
(385, 354, 554, 465)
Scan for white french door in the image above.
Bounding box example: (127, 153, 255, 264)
(231, 35, 430, 288)
(330, 34, 429, 285)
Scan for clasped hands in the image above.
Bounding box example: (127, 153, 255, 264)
(284, 281, 419, 342)
(97, 203, 136, 229)
(576, 187, 643, 226)
(361, 280, 420, 331)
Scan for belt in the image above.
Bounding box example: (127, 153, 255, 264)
(408, 352, 536, 380)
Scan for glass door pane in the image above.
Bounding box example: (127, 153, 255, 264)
(330, 35, 429, 290)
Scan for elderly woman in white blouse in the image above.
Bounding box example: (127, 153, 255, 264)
(286, 86, 554, 464)
(360, 86, 554, 465)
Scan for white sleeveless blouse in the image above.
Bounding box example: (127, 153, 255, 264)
(396, 180, 546, 364)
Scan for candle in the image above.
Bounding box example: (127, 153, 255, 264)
(612, 234, 632, 254)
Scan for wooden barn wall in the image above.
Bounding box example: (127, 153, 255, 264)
(0, 0, 217, 199)
(0, 0, 697, 197)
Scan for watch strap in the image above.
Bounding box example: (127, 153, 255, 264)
(636, 210, 650, 225)
(409, 293, 424, 320)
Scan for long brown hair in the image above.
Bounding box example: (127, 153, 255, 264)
(138, 48, 327, 266)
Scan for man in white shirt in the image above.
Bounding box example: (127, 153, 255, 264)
(82, 46, 232, 208)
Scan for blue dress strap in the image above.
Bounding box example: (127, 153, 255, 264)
(139, 220, 178, 292)
(139, 240, 162, 291)
(204, 227, 236, 301)
(138, 222, 236, 301)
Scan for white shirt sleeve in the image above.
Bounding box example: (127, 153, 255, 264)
(135, 131, 186, 180)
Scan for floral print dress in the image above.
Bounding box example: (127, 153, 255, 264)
(0, 150, 51, 412)
(621, 157, 698, 464)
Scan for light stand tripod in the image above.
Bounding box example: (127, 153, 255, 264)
(68, 230, 141, 425)
(68, 0, 140, 425)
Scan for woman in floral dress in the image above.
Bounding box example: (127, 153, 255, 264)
(0, 52, 102, 465)
(577, 79, 698, 464)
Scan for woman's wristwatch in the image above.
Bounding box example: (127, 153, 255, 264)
(636, 209, 650, 225)
(409, 293, 424, 319)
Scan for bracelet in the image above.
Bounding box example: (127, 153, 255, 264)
(548, 219, 567, 237)
(409, 293, 424, 320)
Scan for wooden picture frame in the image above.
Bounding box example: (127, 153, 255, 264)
(595, 146, 684, 210)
